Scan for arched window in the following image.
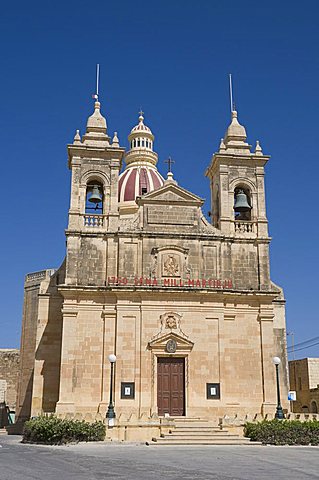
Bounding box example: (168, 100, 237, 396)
(137, 139, 140, 147)
(85, 181, 103, 214)
(310, 401, 318, 413)
(234, 186, 252, 221)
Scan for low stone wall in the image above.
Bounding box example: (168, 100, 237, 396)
(56, 411, 173, 443)
(219, 412, 319, 436)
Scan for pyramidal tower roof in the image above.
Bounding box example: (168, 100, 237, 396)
(222, 110, 251, 154)
(81, 100, 111, 147)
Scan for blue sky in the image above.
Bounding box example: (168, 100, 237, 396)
(0, 0, 318, 358)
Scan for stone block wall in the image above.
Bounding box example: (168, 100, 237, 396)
(289, 358, 319, 413)
(0, 349, 20, 409)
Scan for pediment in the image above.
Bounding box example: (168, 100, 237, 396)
(137, 182, 204, 206)
(148, 331, 194, 352)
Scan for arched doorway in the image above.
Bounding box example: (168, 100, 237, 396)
(310, 401, 318, 413)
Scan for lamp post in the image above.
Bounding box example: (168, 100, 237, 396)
(272, 356, 285, 419)
(106, 354, 116, 426)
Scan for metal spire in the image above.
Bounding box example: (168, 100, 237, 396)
(92, 63, 100, 101)
(229, 73, 235, 112)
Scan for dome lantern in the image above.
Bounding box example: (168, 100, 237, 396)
(118, 112, 164, 208)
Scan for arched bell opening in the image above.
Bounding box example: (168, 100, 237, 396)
(85, 181, 104, 214)
(234, 186, 252, 221)
(212, 184, 220, 228)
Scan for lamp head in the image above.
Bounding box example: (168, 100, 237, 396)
(272, 356, 281, 366)
(108, 354, 117, 363)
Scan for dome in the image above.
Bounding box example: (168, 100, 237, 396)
(118, 165, 164, 202)
(130, 113, 153, 135)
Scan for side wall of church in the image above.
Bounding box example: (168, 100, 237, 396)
(31, 285, 63, 414)
(16, 272, 47, 422)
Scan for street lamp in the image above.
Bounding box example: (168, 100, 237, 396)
(272, 356, 285, 419)
(106, 354, 116, 426)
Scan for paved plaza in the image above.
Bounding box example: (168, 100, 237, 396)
(1, 435, 319, 479)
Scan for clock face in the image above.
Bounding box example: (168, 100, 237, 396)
(166, 339, 177, 353)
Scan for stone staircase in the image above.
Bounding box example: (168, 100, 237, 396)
(151, 417, 255, 445)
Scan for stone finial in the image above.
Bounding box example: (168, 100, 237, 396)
(165, 171, 177, 185)
(225, 110, 247, 142)
(112, 131, 119, 147)
(255, 140, 263, 155)
(86, 101, 107, 130)
(82, 100, 110, 146)
(219, 138, 226, 152)
(223, 110, 251, 154)
(73, 129, 81, 145)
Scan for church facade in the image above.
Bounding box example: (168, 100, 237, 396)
(16, 99, 288, 432)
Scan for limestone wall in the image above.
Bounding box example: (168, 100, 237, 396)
(289, 358, 319, 413)
(15, 269, 58, 422)
(52, 290, 287, 419)
(0, 349, 20, 409)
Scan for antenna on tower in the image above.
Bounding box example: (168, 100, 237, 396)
(229, 73, 235, 112)
(92, 63, 100, 101)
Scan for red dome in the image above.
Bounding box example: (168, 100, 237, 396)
(119, 166, 164, 202)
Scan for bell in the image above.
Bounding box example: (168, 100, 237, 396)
(88, 185, 102, 204)
(234, 190, 251, 212)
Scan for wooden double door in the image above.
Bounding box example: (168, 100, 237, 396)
(157, 357, 185, 416)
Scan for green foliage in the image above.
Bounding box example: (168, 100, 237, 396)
(244, 419, 319, 445)
(22, 415, 106, 445)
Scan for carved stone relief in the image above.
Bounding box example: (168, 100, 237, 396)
(151, 246, 190, 279)
(162, 253, 180, 277)
(151, 311, 189, 342)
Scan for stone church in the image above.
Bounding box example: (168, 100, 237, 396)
(16, 98, 288, 434)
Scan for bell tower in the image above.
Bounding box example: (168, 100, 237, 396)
(65, 100, 125, 285)
(206, 110, 271, 290)
(206, 110, 269, 237)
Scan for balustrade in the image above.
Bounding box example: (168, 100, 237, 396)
(83, 215, 104, 228)
(234, 221, 255, 233)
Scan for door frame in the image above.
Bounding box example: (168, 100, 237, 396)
(151, 353, 189, 417)
(148, 331, 194, 417)
(157, 356, 186, 417)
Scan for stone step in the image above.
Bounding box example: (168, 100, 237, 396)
(0, 428, 8, 435)
(170, 417, 203, 422)
(165, 434, 242, 440)
(168, 432, 235, 437)
(152, 438, 255, 445)
(173, 426, 226, 432)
